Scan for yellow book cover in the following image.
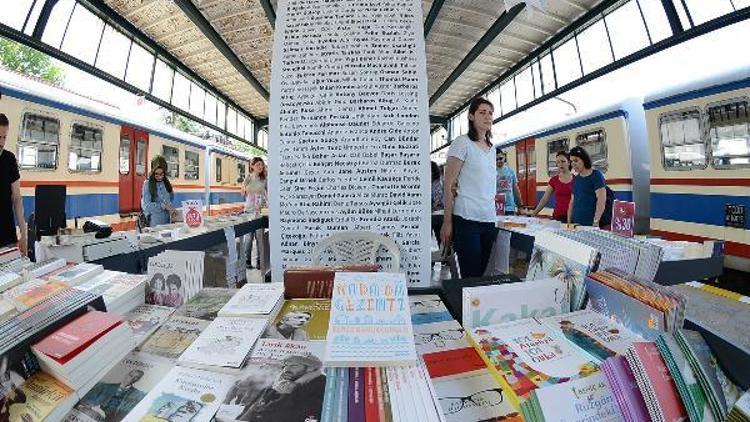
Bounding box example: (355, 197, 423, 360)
(6, 372, 74, 422)
(465, 332, 523, 413)
(263, 299, 331, 341)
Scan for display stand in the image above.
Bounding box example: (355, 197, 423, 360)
(92, 217, 269, 274)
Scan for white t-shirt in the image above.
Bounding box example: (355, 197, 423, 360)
(447, 134, 497, 223)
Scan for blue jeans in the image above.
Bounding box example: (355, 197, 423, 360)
(452, 215, 499, 278)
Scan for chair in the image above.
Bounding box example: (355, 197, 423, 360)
(311, 231, 401, 270)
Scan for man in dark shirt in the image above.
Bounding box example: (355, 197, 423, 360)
(0, 113, 26, 255)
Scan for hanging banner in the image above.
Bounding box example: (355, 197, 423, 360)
(268, 0, 431, 285)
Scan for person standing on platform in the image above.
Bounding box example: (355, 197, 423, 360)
(0, 113, 27, 255)
(440, 98, 498, 278)
(431, 161, 444, 246)
(568, 146, 607, 227)
(530, 151, 575, 222)
(242, 157, 267, 269)
(495, 149, 523, 215)
(141, 155, 175, 227)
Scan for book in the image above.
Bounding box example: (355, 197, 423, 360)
(32, 311, 125, 364)
(441, 274, 522, 324)
(626, 342, 688, 422)
(422, 347, 488, 379)
(73, 272, 147, 315)
(10, 280, 71, 311)
(0, 272, 23, 293)
(364, 367, 379, 422)
(463, 278, 569, 329)
(218, 283, 284, 317)
(263, 299, 331, 341)
(539, 309, 642, 361)
(174, 288, 237, 321)
(177, 317, 267, 374)
(25, 258, 66, 278)
(349, 367, 366, 422)
(248, 338, 326, 362)
(0, 371, 76, 422)
(325, 272, 416, 367)
(429, 371, 522, 422)
(139, 316, 209, 360)
(601, 356, 650, 422)
(675, 329, 730, 421)
(283, 265, 380, 299)
(49, 263, 104, 286)
(526, 231, 600, 310)
(525, 372, 622, 422)
(216, 345, 327, 422)
(655, 334, 713, 422)
(124, 304, 176, 345)
(413, 320, 470, 355)
(409, 295, 449, 315)
(122, 366, 234, 422)
(470, 318, 599, 402)
(146, 251, 205, 308)
(66, 351, 174, 422)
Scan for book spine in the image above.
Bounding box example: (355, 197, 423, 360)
(375, 367, 386, 422)
(364, 367, 380, 422)
(379, 368, 393, 422)
(321, 367, 338, 422)
(349, 367, 365, 422)
(335, 368, 349, 421)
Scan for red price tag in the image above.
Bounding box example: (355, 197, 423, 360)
(184, 207, 203, 228)
(611, 200, 635, 237)
(495, 193, 506, 216)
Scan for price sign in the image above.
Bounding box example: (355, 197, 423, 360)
(495, 193, 506, 216)
(725, 204, 746, 229)
(181, 200, 204, 229)
(611, 200, 635, 237)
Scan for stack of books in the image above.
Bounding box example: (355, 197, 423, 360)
(526, 230, 600, 310)
(521, 372, 622, 422)
(47, 262, 104, 286)
(145, 250, 205, 308)
(601, 356, 650, 422)
(283, 264, 379, 298)
(73, 271, 148, 315)
(625, 342, 688, 421)
(0, 246, 20, 264)
(173, 287, 238, 321)
(177, 317, 267, 374)
(3, 279, 70, 311)
(0, 371, 77, 421)
(123, 304, 176, 345)
(585, 269, 687, 340)
(24, 257, 67, 278)
(0, 271, 23, 293)
(31, 310, 135, 396)
(218, 282, 284, 318)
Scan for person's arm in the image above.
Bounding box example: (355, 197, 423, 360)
(593, 187, 606, 227)
(513, 182, 523, 213)
(567, 194, 574, 225)
(532, 186, 554, 216)
(440, 157, 463, 247)
(11, 180, 27, 256)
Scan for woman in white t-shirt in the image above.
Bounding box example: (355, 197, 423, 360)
(440, 98, 498, 277)
(242, 157, 267, 268)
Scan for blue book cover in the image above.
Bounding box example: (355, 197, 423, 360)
(584, 277, 666, 341)
(332, 367, 349, 421)
(321, 367, 338, 422)
(411, 310, 454, 325)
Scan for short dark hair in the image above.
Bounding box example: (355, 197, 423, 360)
(569, 146, 592, 169)
(0, 113, 8, 127)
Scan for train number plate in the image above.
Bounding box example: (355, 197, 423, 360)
(725, 204, 746, 229)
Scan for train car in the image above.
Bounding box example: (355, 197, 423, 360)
(644, 68, 750, 272)
(0, 70, 252, 231)
(498, 99, 650, 233)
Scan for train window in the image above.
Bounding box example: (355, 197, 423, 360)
(237, 162, 246, 183)
(185, 150, 200, 180)
(215, 158, 223, 182)
(119, 136, 130, 175)
(547, 138, 570, 176)
(162, 145, 180, 178)
(136, 139, 147, 176)
(575, 129, 608, 172)
(659, 109, 706, 170)
(707, 100, 750, 169)
(18, 113, 59, 170)
(69, 124, 103, 172)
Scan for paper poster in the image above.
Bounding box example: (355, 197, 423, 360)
(611, 200, 635, 237)
(268, 0, 431, 285)
(181, 200, 204, 229)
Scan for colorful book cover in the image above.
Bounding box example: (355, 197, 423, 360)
(629, 342, 688, 422)
(138, 316, 209, 360)
(533, 372, 622, 422)
(463, 278, 570, 329)
(216, 346, 327, 422)
(349, 367, 366, 422)
(33, 311, 124, 364)
(173, 288, 237, 321)
(12, 281, 70, 309)
(263, 299, 331, 341)
(526, 231, 599, 310)
(655, 334, 713, 422)
(539, 309, 642, 361)
(121, 366, 233, 422)
(413, 320, 470, 355)
(124, 304, 176, 345)
(585, 276, 666, 340)
(66, 351, 174, 422)
(675, 329, 729, 420)
(470, 318, 599, 401)
(601, 356, 650, 422)
(429, 371, 522, 422)
(325, 273, 416, 367)
(1, 371, 75, 422)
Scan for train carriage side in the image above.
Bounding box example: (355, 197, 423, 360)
(147, 134, 207, 210)
(644, 70, 750, 272)
(208, 150, 247, 215)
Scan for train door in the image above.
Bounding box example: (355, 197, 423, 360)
(118, 126, 149, 214)
(516, 138, 537, 208)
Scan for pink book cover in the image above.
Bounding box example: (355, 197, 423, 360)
(632, 342, 687, 422)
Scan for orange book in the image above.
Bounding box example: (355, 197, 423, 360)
(283, 264, 379, 299)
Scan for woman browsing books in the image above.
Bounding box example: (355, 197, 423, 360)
(529, 151, 575, 223)
(568, 146, 608, 227)
(441, 98, 498, 278)
(242, 157, 267, 269)
(141, 156, 176, 227)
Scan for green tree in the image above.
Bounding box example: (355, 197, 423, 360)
(0, 38, 65, 85)
(232, 139, 266, 157)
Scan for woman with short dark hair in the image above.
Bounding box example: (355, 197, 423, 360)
(568, 146, 607, 227)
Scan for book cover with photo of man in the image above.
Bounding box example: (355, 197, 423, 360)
(262, 299, 330, 341)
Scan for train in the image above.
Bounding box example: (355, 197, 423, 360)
(499, 68, 750, 272)
(0, 69, 254, 232)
